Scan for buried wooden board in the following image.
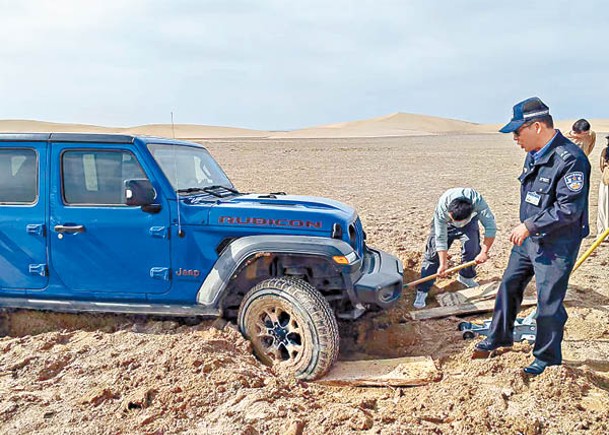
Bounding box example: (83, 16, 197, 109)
(436, 281, 501, 307)
(316, 356, 441, 387)
(563, 339, 609, 371)
(410, 297, 539, 321)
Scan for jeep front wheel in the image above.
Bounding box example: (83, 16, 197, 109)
(237, 277, 339, 380)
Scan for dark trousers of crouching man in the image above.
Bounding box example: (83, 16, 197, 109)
(417, 217, 482, 294)
(487, 237, 580, 364)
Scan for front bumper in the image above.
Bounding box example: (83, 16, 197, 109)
(352, 247, 403, 309)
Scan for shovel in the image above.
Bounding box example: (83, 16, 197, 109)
(404, 260, 478, 288)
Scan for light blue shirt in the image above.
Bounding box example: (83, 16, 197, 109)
(433, 187, 497, 251)
(531, 131, 558, 162)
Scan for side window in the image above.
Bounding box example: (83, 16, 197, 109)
(0, 148, 38, 204)
(62, 150, 148, 205)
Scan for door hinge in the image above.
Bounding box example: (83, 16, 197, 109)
(149, 226, 169, 239)
(26, 224, 45, 237)
(29, 264, 47, 277)
(150, 267, 170, 281)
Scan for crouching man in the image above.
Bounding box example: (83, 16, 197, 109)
(413, 187, 497, 309)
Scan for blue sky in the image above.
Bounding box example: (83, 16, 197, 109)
(1, 0, 607, 130)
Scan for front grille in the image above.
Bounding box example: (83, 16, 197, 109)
(352, 217, 365, 256)
(348, 223, 357, 245)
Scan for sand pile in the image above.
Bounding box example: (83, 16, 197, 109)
(1, 316, 272, 433)
(1, 308, 608, 434)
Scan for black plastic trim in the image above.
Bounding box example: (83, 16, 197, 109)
(49, 133, 135, 144)
(352, 247, 404, 309)
(0, 133, 51, 142)
(197, 235, 357, 307)
(0, 133, 135, 143)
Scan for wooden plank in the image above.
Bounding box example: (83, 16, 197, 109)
(416, 295, 574, 320)
(436, 281, 501, 307)
(317, 356, 441, 387)
(563, 339, 609, 371)
(410, 297, 538, 320)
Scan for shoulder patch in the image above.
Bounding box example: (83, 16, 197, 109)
(564, 172, 585, 192)
(555, 145, 572, 161)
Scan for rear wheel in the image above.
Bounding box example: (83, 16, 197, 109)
(237, 277, 339, 380)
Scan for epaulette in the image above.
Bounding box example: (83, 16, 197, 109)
(555, 145, 572, 161)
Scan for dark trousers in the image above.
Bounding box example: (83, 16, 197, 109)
(487, 237, 581, 365)
(417, 217, 481, 293)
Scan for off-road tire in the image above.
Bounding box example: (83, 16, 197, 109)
(237, 277, 339, 380)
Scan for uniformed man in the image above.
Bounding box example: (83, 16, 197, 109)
(475, 97, 591, 376)
(413, 188, 497, 309)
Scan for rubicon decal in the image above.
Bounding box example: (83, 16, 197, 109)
(219, 216, 322, 229)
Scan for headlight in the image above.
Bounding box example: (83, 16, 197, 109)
(345, 251, 358, 263)
(333, 251, 359, 265)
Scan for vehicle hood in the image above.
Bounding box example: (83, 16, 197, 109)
(207, 194, 356, 233)
(178, 193, 363, 256)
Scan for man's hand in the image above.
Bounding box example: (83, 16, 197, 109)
(437, 263, 448, 278)
(475, 252, 489, 264)
(476, 236, 494, 263)
(437, 250, 449, 277)
(509, 223, 530, 246)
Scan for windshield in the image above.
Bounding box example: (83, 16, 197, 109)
(148, 144, 233, 192)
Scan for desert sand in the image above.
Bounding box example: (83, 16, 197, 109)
(1, 115, 609, 434)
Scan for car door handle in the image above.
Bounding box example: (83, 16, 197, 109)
(54, 224, 85, 234)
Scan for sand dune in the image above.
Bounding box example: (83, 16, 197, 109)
(121, 123, 269, 139)
(1, 113, 607, 140)
(0, 120, 116, 134)
(0, 120, 269, 139)
(271, 112, 495, 138)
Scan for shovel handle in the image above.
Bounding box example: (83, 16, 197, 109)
(404, 260, 478, 288)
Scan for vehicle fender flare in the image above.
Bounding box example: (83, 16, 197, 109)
(196, 235, 359, 307)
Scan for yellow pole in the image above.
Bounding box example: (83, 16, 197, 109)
(573, 227, 609, 272)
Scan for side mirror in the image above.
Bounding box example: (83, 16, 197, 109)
(124, 179, 156, 206)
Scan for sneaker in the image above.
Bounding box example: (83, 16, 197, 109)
(413, 290, 428, 309)
(523, 358, 549, 376)
(457, 275, 479, 288)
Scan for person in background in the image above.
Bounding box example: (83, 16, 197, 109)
(565, 119, 596, 157)
(413, 187, 496, 309)
(598, 135, 609, 238)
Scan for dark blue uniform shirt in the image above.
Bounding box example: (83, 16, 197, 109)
(519, 131, 591, 244)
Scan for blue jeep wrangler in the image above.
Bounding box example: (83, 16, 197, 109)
(0, 133, 403, 379)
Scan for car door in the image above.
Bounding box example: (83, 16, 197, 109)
(47, 142, 172, 299)
(0, 142, 49, 294)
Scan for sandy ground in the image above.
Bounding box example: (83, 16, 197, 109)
(2, 133, 609, 434)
